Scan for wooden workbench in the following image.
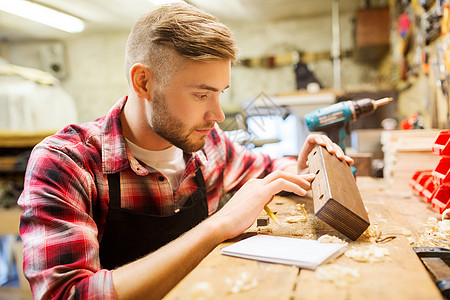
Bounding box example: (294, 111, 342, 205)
(165, 177, 444, 300)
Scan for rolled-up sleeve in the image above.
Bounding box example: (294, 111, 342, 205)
(204, 125, 296, 193)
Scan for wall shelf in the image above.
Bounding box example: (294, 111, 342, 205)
(0, 131, 54, 148)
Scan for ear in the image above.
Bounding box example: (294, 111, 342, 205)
(129, 63, 155, 99)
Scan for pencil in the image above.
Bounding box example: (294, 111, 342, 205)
(264, 205, 281, 226)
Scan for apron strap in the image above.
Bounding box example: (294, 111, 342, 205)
(107, 173, 121, 209)
(107, 169, 204, 210)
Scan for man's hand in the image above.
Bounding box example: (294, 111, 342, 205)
(297, 134, 353, 174)
(210, 170, 315, 241)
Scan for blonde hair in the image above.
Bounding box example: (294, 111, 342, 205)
(125, 3, 238, 85)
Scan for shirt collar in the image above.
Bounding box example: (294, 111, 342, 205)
(101, 96, 129, 174)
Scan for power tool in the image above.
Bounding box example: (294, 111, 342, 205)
(304, 97, 393, 151)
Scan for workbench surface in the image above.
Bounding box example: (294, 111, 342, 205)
(165, 177, 444, 300)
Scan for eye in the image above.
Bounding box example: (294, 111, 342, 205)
(195, 94, 209, 100)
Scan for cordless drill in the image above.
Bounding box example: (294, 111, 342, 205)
(304, 97, 393, 151)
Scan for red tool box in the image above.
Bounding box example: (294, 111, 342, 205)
(409, 130, 450, 214)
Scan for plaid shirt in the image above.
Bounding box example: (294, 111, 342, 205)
(18, 96, 295, 299)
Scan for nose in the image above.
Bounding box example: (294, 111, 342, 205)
(205, 95, 225, 123)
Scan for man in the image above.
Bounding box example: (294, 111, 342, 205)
(18, 3, 352, 299)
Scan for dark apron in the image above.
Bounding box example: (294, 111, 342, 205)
(99, 169, 208, 270)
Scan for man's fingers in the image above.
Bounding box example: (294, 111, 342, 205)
(266, 178, 308, 197)
(310, 134, 354, 165)
(262, 170, 315, 188)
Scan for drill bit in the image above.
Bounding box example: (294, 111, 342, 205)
(374, 97, 393, 108)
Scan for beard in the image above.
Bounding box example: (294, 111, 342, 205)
(150, 90, 214, 153)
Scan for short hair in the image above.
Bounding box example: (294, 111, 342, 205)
(125, 3, 238, 85)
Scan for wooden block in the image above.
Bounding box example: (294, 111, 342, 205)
(257, 216, 270, 227)
(308, 145, 370, 240)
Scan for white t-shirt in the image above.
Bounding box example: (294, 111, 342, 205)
(125, 138, 186, 191)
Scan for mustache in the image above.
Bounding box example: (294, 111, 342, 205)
(193, 123, 215, 130)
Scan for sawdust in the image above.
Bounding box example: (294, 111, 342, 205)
(188, 282, 215, 300)
(315, 264, 360, 287)
(410, 217, 450, 247)
(256, 226, 273, 234)
(295, 203, 308, 217)
(225, 272, 258, 294)
(285, 203, 308, 223)
(345, 245, 390, 262)
(318, 234, 346, 244)
(286, 215, 307, 223)
(358, 224, 379, 241)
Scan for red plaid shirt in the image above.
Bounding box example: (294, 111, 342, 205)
(18, 96, 295, 299)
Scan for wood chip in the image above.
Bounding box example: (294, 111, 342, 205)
(316, 264, 360, 287)
(318, 234, 346, 244)
(345, 245, 390, 262)
(225, 272, 258, 294)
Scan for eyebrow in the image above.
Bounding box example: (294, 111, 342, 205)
(192, 84, 230, 92)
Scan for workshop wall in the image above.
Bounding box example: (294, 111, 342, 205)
(4, 7, 390, 124)
(4, 33, 129, 124)
(391, 1, 450, 129)
(62, 33, 129, 123)
(224, 11, 389, 103)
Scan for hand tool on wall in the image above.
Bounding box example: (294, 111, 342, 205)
(304, 97, 393, 151)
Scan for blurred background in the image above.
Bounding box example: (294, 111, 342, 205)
(1, 0, 449, 297)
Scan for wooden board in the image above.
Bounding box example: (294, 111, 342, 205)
(294, 177, 442, 300)
(165, 177, 443, 300)
(164, 235, 299, 300)
(308, 145, 370, 240)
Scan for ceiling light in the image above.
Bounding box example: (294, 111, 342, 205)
(0, 0, 85, 33)
(148, 0, 186, 6)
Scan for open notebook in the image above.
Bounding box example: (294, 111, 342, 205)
(221, 234, 347, 270)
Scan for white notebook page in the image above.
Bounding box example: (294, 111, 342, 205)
(221, 234, 347, 270)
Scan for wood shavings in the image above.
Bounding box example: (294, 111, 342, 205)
(318, 234, 346, 244)
(225, 272, 258, 294)
(256, 226, 273, 233)
(345, 245, 390, 262)
(358, 224, 379, 240)
(188, 281, 214, 300)
(315, 264, 360, 287)
(286, 215, 307, 223)
(296, 203, 308, 215)
(285, 203, 308, 223)
(412, 217, 450, 247)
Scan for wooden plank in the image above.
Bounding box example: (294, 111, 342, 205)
(165, 195, 307, 299)
(308, 145, 369, 240)
(166, 177, 443, 299)
(164, 237, 299, 299)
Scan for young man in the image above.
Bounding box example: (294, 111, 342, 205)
(18, 3, 352, 299)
